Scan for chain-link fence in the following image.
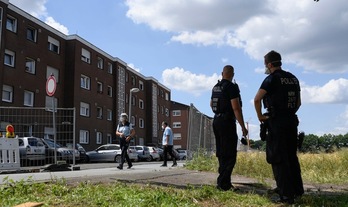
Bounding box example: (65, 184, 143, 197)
(187, 104, 215, 155)
(0, 107, 76, 169)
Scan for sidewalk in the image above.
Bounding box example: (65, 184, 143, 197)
(1, 162, 347, 195)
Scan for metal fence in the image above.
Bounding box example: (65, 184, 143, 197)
(0, 107, 76, 169)
(187, 104, 215, 154)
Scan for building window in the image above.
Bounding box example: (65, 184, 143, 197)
(107, 133, 112, 144)
(139, 118, 144, 128)
(131, 116, 136, 127)
(24, 90, 34, 106)
(107, 63, 113, 74)
(172, 110, 181, 116)
(45, 96, 58, 111)
(48, 36, 60, 54)
(25, 58, 36, 74)
(97, 82, 103, 93)
(81, 75, 90, 90)
(107, 109, 112, 121)
(80, 102, 90, 117)
(174, 133, 182, 140)
(96, 132, 102, 144)
(165, 108, 169, 117)
(139, 99, 144, 109)
(27, 26, 37, 42)
(165, 92, 169, 101)
(80, 130, 89, 144)
(2, 85, 13, 102)
(6, 15, 17, 32)
(4, 49, 15, 67)
(107, 86, 112, 97)
(81, 48, 91, 63)
(131, 76, 136, 86)
(97, 107, 103, 119)
(97, 57, 103, 69)
(139, 81, 144, 90)
(173, 122, 181, 128)
(47, 66, 59, 83)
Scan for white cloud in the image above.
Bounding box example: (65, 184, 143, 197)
(127, 63, 141, 73)
(125, 0, 348, 73)
(162, 67, 220, 96)
(9, 0, 69, 35)
(301, 78, 348, 104)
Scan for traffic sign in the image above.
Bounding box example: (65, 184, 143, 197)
(46, 75, 57, 96)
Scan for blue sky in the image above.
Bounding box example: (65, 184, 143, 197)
(9, 0, 348, 140)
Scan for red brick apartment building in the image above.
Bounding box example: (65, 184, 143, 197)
(0, 0, 171, 150)
(171, 101, 190, 149)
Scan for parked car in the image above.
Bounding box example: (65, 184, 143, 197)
(127, 146, 139, 162)
(41, 138, 80, 164)
(129, 146, 151, 161)
(86, 144, 122, 163)
(176, 149, 188, 160)
(18, 137, 46, 166)
(66, 143, 87, 163)
(147, 146, 160, 161)
(157, 147, 180, 161)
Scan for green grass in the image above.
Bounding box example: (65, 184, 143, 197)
(1, 149, 348, 207)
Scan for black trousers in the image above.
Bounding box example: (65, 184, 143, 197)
(163, 145, 177, 165)
(119, 138, 132, 167)
(213, 115, 238, 190)
(267, 115, 304, 198)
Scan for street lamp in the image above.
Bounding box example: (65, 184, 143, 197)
(129, 88, 140, 126)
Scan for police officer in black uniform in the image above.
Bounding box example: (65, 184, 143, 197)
(210, 65, 248, 191)
(254, 50, 304, 204)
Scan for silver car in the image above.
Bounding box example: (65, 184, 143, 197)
(18, 137, 46, 165)
(86, 144, 122, 163)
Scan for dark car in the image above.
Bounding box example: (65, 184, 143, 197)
(41, 138, 80, 164)
(66, 143, 87, 163)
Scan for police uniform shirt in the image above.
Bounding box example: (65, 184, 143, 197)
(260, 70, 300, 113)
(211, 79, 240, 114)
(117, 122, 133, 137)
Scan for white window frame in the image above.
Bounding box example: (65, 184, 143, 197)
(27, 26, 37, 42)
(97, 57, 103, 69)
(96, 132, 102, 144)
(173, 122, 181, 128)
(48, 36, 60, 54)
(139, 99, 144, 109)
(139, 81, 144, 90)
(80, 130, 89, 144)
(165, 92, 169, 100)
(139, 118, 144, 128)
(97, 82, 103, 93)
(80, 102, 90, 117)
(107, 133, 112, 144)
(47, 66, 59, 83)
(2, 85, 13, 102)
(107, 109, 112, 121)
(81, 48, 91, 63)
(4, 49, 15, 67)
(6, 15, 17, 32)
(81, 75, 90, 90)
(107, 63, 113, 74)
(165, 108, 169, 117)
(25, 57, 36, 74)
(24, 90, 34, 106)
(173, 133, 182, 140)
(172, 110, 181, 116)
(97, 107, 103, 119)
(107, 86, 112, 97)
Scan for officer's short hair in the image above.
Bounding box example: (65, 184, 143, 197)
(264, 50, 282, 67)
(162, 121, 168, 126)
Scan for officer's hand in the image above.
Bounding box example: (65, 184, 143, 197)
(258, 114, 269, 122)
(242, 128, 248, 137)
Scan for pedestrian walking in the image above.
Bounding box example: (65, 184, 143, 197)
(160, 121, 177, 167)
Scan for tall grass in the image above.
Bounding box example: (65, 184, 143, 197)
(186, 148, 348, 184)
